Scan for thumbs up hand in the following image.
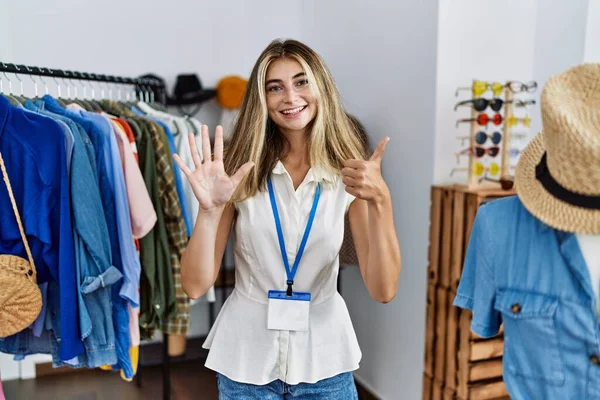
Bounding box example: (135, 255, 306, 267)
(341, 137, 391, 203)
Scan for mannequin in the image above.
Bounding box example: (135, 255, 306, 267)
(577, 234, 600, 314)
(453, 63, 600, 400)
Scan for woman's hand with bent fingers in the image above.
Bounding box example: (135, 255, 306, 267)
(341, 137, 391, 204)
(173, 125, 255, 213)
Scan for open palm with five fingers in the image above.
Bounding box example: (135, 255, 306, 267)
(173, 125, 255, 213)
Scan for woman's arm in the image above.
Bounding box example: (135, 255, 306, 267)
(181, 204, 235, 299)
(341, 136, 401, 303)
(347, 196, 401, 303)
(174, 125, 254, 300)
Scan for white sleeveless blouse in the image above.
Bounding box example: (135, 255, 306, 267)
(202, 160, 362, 385)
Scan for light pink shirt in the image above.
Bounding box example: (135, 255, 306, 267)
(109, 118, 157, 238)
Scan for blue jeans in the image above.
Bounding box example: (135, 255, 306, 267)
(216, 372, 359, 399)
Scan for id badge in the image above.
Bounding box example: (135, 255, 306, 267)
(267, 290, 311, 332)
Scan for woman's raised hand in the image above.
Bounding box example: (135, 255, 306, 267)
(173, 125, 254, 213)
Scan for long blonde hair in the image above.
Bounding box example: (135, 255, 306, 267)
(224, 38, 368, 203)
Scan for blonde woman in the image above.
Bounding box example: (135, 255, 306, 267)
(174, 39, 402, 399)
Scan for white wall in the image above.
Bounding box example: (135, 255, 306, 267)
(529, 0, 589, 137)
(433, 0, 538, 185)
(0, 0, 306, 128)
(303, 1, 440, 399)
(585, 0, 600, 62)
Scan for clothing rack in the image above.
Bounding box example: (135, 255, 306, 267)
(0, 62, 167, 103)
(0, 61, 203, 400)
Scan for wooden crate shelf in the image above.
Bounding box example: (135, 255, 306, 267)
(423, 184, 515, 400)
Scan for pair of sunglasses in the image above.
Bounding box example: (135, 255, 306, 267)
(456, 113, 503, 128)
(450, 161, 500, 177)
(510, 99, 536, 107)
(506, 80, 537, 93)
(475, 131, 502, 145)
(455, 80, 504, 97)
(457, 132, 528, 146)
(456, 145, 500, 163)
(454, 98, 537, 113)
(454, 97, 504, 112)
(507, 115, 531, 127)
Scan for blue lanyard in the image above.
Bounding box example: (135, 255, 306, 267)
(268, 177, 321, 296)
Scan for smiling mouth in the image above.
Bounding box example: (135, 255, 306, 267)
(280, 105, 307, 115)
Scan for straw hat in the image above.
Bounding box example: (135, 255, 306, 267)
(515, 63, 600, 234)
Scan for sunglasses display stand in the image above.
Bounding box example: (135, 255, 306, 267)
(465, 98, 481, 188)
(499, 88, 514, 185)
(454, 79, 535, 191)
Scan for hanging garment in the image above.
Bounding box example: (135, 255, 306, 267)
(0, 94, 83, 361)
(110, 117, 157, 239)
(127, 116, 175, 338)
(20, 106, 76, 339)
(145, 120, 190, 336)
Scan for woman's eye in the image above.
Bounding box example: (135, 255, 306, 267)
(267, 85, 281, 92)
(296, 79, 309, 86)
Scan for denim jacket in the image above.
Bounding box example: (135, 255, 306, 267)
(454, 195, 600, 399)
(41, 96, 133, 378)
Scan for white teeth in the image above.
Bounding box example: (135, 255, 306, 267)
(282, 106, 305, 115)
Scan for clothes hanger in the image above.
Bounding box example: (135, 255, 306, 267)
(48, 69, 69, 107)
(77, 73, 98, 111)
(97, 80, 114, 114)
(134, 83, 152, 113)
(68, 72, 94, 111)
(25, 66, 41, 101)
(9, 66, 27, 105)
(64, 73, 83, 108)
(85, 74, 104, 112)
(0, 67, 22, 107)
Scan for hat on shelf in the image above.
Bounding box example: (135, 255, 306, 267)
(515, 63, 600, 234)
(167, 73, 217, 106)
(216, 75, 247, 109)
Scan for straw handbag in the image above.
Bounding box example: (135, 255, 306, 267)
(0, 151, 42, 338)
